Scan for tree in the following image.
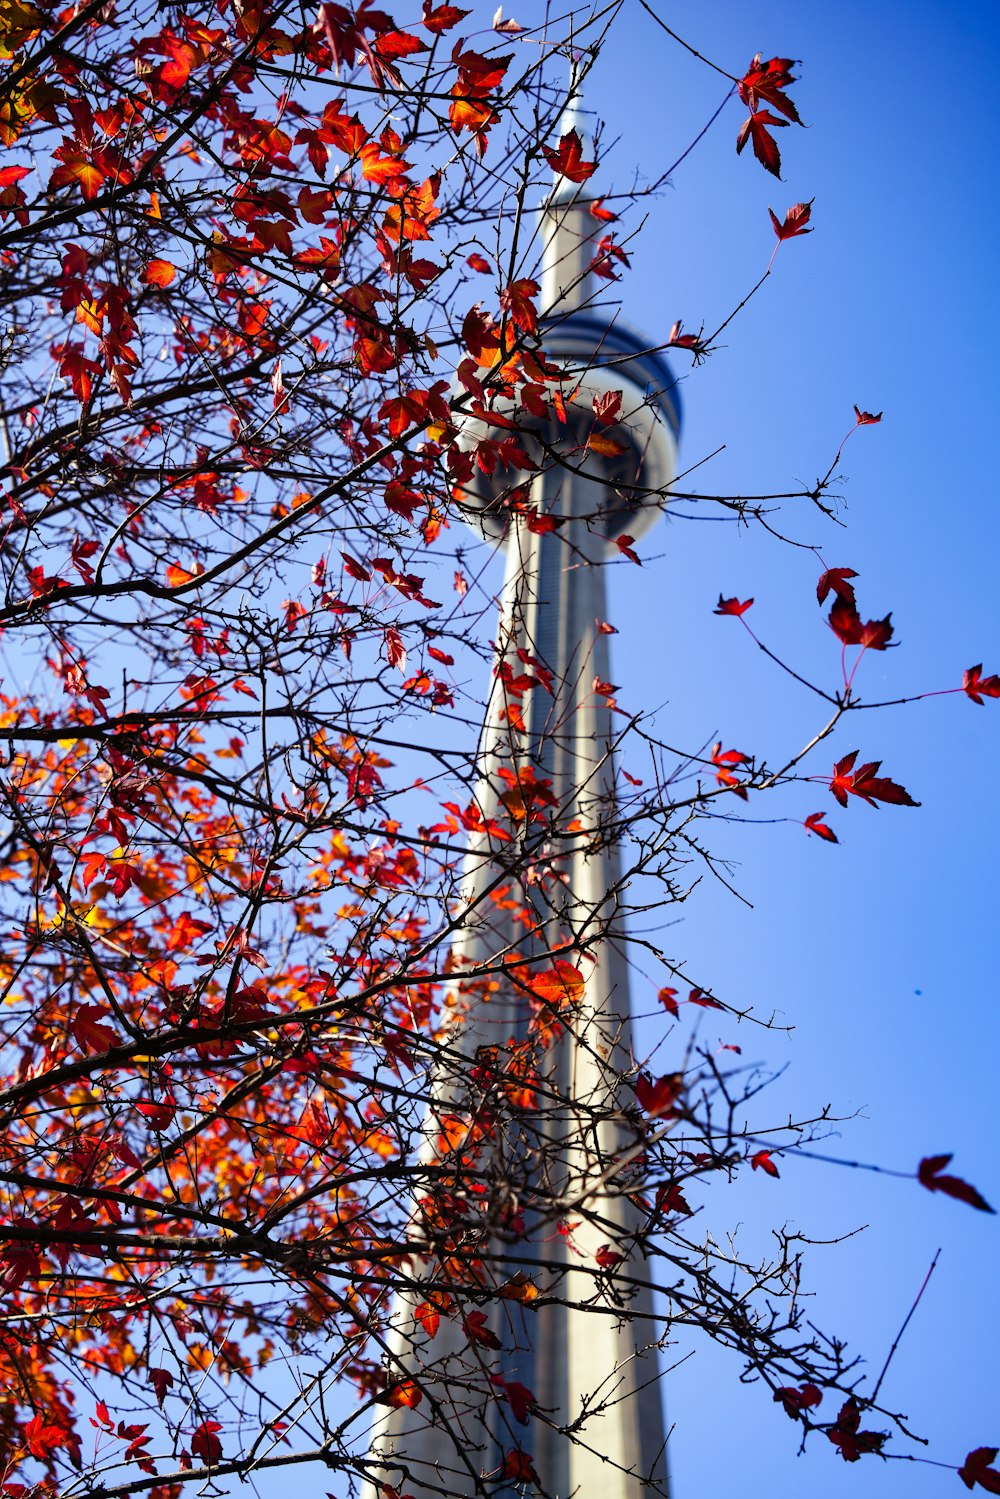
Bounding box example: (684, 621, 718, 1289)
(0, 2, 994, 1497)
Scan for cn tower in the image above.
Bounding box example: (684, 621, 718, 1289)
(366, 91, 682, 1499)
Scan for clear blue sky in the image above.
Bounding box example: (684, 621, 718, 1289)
(583, 1, 1000, 1493)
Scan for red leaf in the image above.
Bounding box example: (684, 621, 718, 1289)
(72, 1004, 118, 1053)
(190, 1420, 222, 1464)
(135, 1098, 176, 1132)
(769, 199, 813, 241)
(751, 1149, 779, 1177)
(149, 1368, 174, 1408)
(415, 1302, 440, 1339)
(829, 751, 919, 810)
(143, 258, 176, 287)
(657, 986, 679, 1016)
(384, 627, 407, 673)
(501, 1450, 539, 1484)
(827, 597, 893, 650)
(595, 1243, 623, 1268)
(592, 389, 623, 427)
(964, 665, 1000, 705)
(463, 1310, 501, 1349)
(774, 1383, 822, 1418)
(854, 405, 883, 425)
(499, 277, 539, 334)
(421, 0, 469, 32)
(24, 1415, 65, 1460)
(383, 1380, 422, 1409)
(636, 1071, 681, 1119)
(737, 54, 802, 123)
(504, 1382, 534, 1425)
(466, 252, 491, 273)
(736, 109, 789, 178)
(714, 594, 753, 616)
(271, 359, 289, 414)
(803, 811, 838, 844)
(827, 1398, 887, 1462)
(0, 1243, 40, 1294)
(959, 1448, 1000, 1493)
(542, 129, 597, 183)
(917, 1155, 994, 1214)
(816, 566, 858, 607)
(341, 552, 371, 582)
(616, 534, 640, 565)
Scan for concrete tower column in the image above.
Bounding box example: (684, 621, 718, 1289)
(364, 92, 682, 1499)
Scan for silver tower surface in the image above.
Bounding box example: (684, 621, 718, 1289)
(365, 102, 682, 1499)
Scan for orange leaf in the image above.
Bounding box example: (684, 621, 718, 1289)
(143, 258, 176, 286)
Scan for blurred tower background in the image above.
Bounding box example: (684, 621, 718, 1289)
(366, 95, 682, 1499)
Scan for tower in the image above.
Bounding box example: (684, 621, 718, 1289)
(365, 97, 681, 1499)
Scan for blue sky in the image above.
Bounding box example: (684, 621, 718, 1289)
(578, 1, 1000, 1493)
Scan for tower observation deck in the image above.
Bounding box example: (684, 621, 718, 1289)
(365, 97, 682, 1499)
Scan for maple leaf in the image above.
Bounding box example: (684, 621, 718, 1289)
(829, 751, 919, 810)
(854, 405, 883, 424)
(714, 594, 753, 616)
(656, 1182, 692, 1217)
(736, 110, 789, 178)
(384, 627, 407, 672)
(421, 0, 469, 32)
(415, 1302, 440, 1339)
(826, 1398, 887, 1462)
(143, 258, 176, 286)
(543, 129, 596, 183)
(341, 552, 371, 582)
(135, 1098, 176, 1132)
(382, 1380, 422, 1409)
(657, 986, 679, 1016)
(751, 1149, 779, 1177)
(803, 811, 838, 844)
(503, 1380, 534, 1423)
(636, 1071, 682, 1119)
(595, 1244, 623, 1268)
(149, 1368, 174, 1408)
(501, 1450, 539, 1484)
(917, 1155, 994, 1213)
(616, 533, 640, 565)
(24, 1415, 65, 1460)
(959, 1448, 1000, 1493)
(499, 277, 539, 333)
(667, 319, 706, 356)
(0, 1242, 40, 1294)
(828, 596, 894, 650)
(774, 1384, 822, 1419)
(72, 1004, 118, 1053)
(816, 566, 858, 607)
(769, 199, 813, 241)
(463, 1310, 501, 1348)
(737, 55, 802, 122)
(499, 1272, 539, 1303)
(964, 665, 1000, 705)
(588, 431, 628, 458)
(190, 1420, 223, 1464)
(592, 389, 623, 427)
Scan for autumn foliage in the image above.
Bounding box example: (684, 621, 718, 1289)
(0, 1, 993, 1497)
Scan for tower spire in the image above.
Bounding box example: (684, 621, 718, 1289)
(540, 70, 599, 316)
